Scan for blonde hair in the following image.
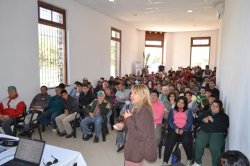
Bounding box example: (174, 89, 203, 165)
(131, 84, 152, 113)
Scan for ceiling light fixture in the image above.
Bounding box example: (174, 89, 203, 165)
(109, 0, 115, 2)
(187, 10, 193, 13)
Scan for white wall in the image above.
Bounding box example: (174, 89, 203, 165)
(165, 33, 174, 70)
(218, 0, 250, 158)
(0, 0, 141, 105)
(0, 0, 39, 105)
(168, 30, 218, 70)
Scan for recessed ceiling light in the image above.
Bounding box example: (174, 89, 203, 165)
(109, 0, 115, 2)
(187, 10, 193, 13)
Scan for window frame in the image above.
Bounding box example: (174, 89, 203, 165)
(38, 1, 68, 88)
(145, 31, 164, 65)
(111, 27, 122, 77)
(190, 37, 211, 67)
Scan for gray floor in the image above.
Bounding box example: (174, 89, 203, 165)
(28, 126, 212, 166)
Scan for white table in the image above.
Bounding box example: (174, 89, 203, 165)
(0, 134, 87, 166)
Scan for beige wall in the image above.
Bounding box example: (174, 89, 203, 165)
(165, 30, 218, 70)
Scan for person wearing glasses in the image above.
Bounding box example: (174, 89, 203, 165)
(193, 100, 229, 166)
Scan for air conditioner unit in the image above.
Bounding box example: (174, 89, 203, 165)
(216, 2, 224, 19)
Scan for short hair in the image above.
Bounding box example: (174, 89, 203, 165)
(82, 83, 88, 87)
(220, 150, 250, 166)
(61, 89, 68, 94)
(174, 96, 188, 111)
(150, 89, 159, 97)
(184, 91, 193, 96)
(167, 92, 177, 101)
(55, 86, 62, 89)
(75, 82, 82, 86)
(210, 94, 218, 100)
(41, 85, 48, 90)
(58, 83, 66, 89)
(200, 86, 206, 90)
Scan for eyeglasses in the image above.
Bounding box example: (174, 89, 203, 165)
(43, 155, 58, 166)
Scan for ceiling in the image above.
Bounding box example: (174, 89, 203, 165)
(75, 0, 224, 32)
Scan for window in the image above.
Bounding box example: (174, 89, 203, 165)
(111, 27, 121, 77)
(144, 31, 164, 73)
(190, 37, 211, 69)
(38, 1, 67, 88)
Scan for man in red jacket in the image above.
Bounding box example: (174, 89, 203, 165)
(0, 86, 25, 135)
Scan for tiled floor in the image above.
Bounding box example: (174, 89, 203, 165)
(29, 126, 212, 166)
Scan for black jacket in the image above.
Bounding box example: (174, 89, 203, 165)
(78, 91, 95, 108)
(198, 110, 229, 133)
(63, 95, 79, 114)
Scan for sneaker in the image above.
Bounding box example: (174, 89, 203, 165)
(162, 162, 168, 166)
(66, 133, 73, 138)
(116, 145, 124, 152)
(192, 162, 201, 166)
(93, 136, 99, 143)
(83, 134, 93, 141)
(52, 128, 57, 132)
(58, 131, 66, 137)
(187, 160, 192, 166)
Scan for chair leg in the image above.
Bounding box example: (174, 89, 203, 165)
(38, 125, 43, 140)
(159, 143, 162, 159)
(73, 120, 76, 138)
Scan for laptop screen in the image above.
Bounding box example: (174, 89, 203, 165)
(14, 138, 45, 164)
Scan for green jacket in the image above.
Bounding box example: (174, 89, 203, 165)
(86, 99, 110, 117)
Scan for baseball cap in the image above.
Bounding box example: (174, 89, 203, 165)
(8, 86, 17, 91)
(97, 91, 105, 96)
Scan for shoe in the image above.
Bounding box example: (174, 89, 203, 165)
(192, 162, 201, 166)
(93, 136, 99, 143)
(83, 134, 93, 141)
(66, 133, 73, 138)
(162, 162, 168, 166)
(116, 145, 124, 152)
(187, 160, 192, 166)
(58, 132, 66, 137)
(52, 128, 57, 132)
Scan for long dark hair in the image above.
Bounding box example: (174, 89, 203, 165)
(174, 96, 188, 111)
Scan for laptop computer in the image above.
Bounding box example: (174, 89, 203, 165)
(2, 137, 45, 166)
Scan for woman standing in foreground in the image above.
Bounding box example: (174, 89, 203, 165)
(117, 84, 157, 166)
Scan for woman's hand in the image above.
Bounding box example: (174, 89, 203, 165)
(123, 110, 132, 119)
(203, 117, 209, 123)
(114, 123, 124, 130)
(179, 129, 184, 135)
(207, 116, 214, 122)
(175, 128, 179, 134)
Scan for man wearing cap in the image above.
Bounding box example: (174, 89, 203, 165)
(0, 86, 26, 135)
(80, 91, 110, 143)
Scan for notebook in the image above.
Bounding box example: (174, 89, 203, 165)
(2, 137, 45, 166)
